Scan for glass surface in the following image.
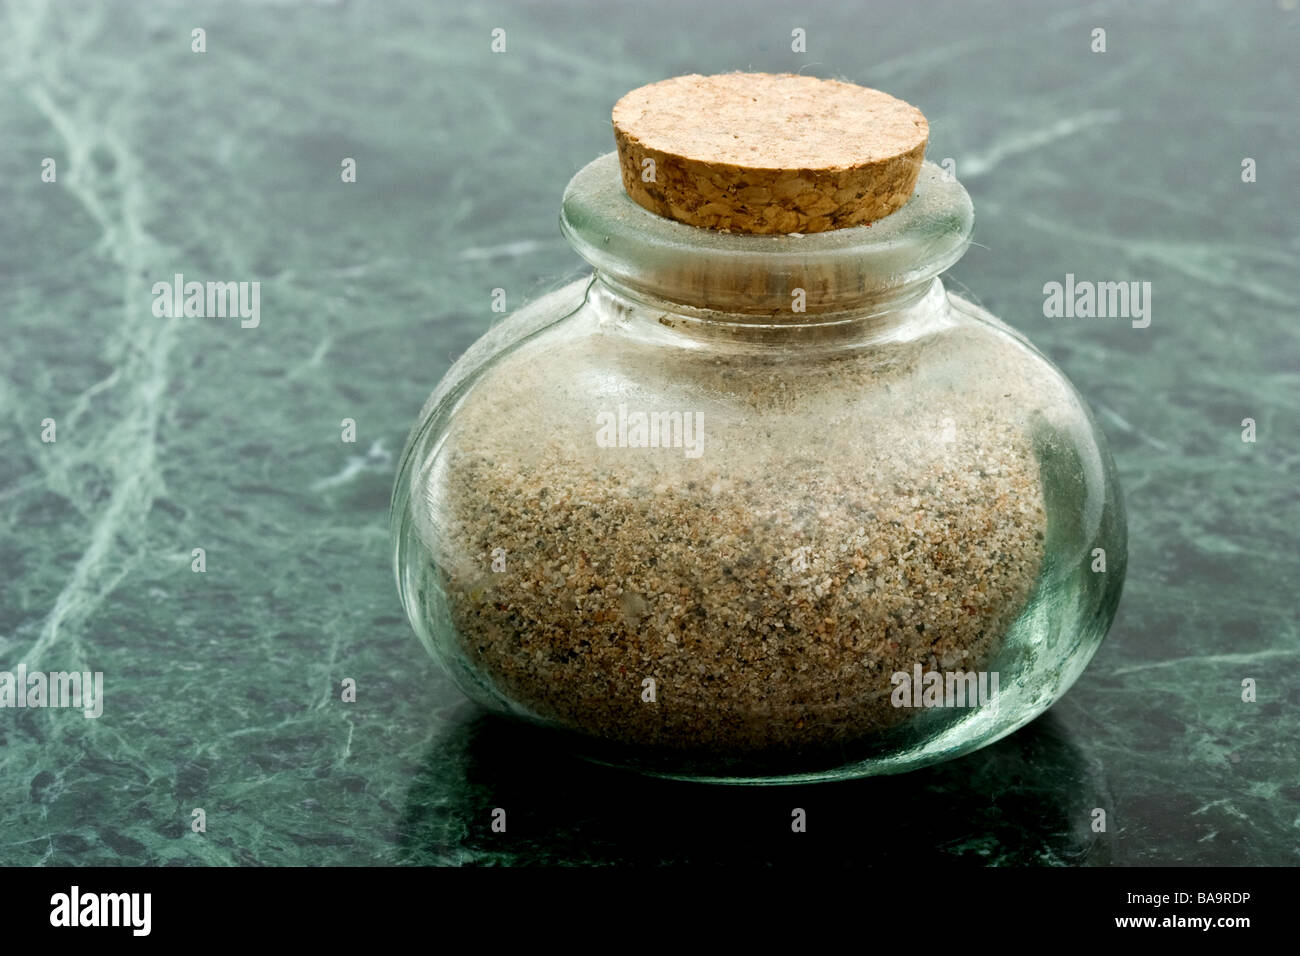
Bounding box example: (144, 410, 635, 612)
(392, 157, 1127, 783)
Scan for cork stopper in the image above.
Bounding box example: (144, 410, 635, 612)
(612, 73, 929, 235)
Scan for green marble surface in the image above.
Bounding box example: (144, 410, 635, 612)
(1, 0, 1296, 865)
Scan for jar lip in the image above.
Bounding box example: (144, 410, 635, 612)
(559, 152, 973, 314)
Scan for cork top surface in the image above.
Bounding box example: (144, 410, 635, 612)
(613, 73, 928, 171)
(611, 73, 929, 233)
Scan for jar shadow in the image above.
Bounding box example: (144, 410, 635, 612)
(396, 706, 1111, 866)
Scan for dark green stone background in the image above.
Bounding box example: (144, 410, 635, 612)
(1, 0, 1296, 866)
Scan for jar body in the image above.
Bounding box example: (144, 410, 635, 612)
(391, 273, 1126, 783)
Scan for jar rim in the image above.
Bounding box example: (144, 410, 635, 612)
(559, 153, 974, 315)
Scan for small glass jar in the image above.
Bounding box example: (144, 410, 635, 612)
(391, 153, 1126, 783)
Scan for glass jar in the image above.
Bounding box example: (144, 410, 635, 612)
(391, 153, 1126, 783)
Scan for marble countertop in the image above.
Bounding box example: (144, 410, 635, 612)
(1, 0, 1296, 865)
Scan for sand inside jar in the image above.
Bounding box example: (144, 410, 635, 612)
(415, 319, 1049, 759)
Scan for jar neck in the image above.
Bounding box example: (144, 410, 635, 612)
(589, 271, 953, 350)
(559, 153, 974, 340)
